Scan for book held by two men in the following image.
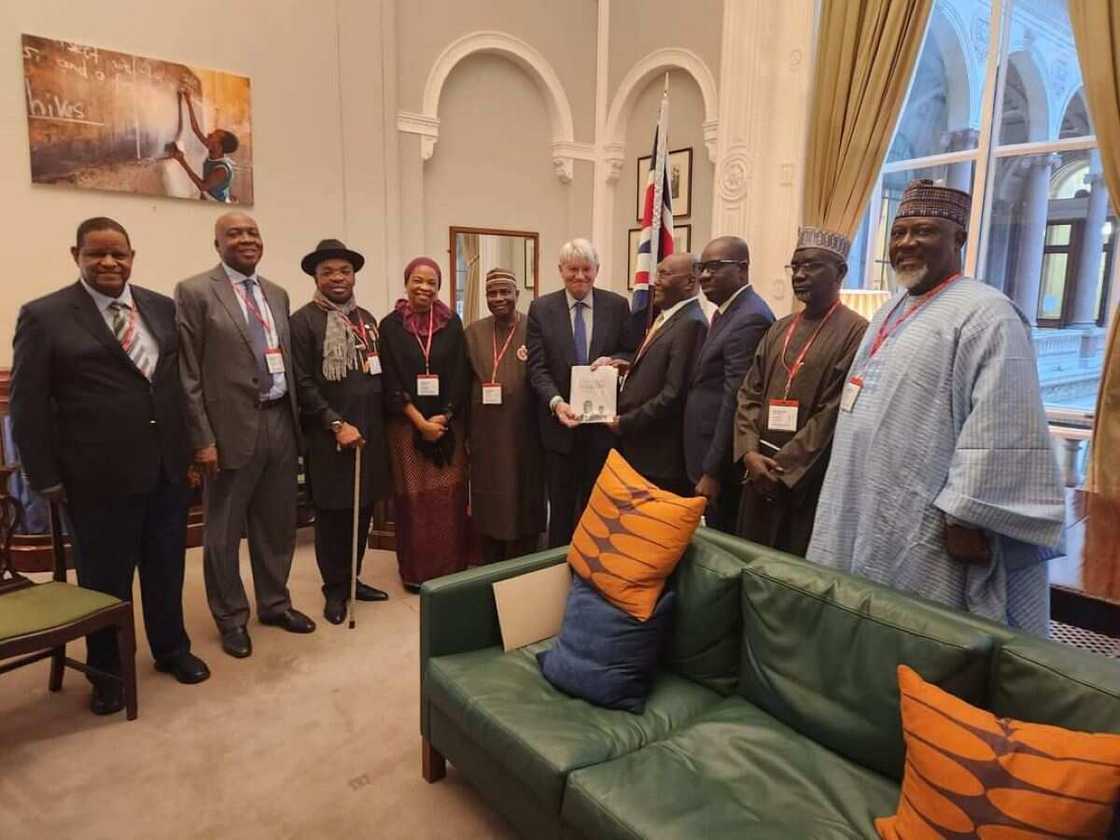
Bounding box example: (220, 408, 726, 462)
(569, 364, 618, 423)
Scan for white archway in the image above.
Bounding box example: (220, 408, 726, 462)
(396, 30, 593, 182)
(603, 48, 719, 180)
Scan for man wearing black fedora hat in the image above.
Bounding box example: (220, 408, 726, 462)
(290, 239, 392, 623)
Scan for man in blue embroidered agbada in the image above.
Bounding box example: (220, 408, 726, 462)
(806, 179, 1064, 635)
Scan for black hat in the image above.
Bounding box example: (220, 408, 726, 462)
(301, 238, 365, 276)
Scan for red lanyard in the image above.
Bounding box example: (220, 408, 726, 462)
(412, 306, 435, 373)
(235, 283, 277, 348)
(779, 300, 840, 399)
(490, 315, 519, 384)
(868, 273, 961, 359)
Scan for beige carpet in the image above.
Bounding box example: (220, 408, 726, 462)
(0, 534, 515, 840)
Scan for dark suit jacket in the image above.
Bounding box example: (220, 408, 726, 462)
(289, 303, 391, 510)
(526, 287, 633, 454)
(618, 298, 707, 488)
(175, 265, 301, 469)
(683, 286, 774, 483)
(10, 282, 191, 500)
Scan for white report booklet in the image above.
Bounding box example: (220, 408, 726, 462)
(570, 365, 618, 423)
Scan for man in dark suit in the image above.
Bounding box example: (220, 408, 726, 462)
(176, 212, 315, 659)
(684, 236, 775, 532)
(608, 253, 707, 495)
(290, 238, 391, 625)
(526, 238, 634, 547)
(11, 217, 209, 716)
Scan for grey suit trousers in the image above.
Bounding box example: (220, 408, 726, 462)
(203, 403, 297, 630)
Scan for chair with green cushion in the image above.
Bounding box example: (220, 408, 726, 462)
(0, 485, 137, 720)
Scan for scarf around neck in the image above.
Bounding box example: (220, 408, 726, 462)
(394, 297, 452, 339)
(313, 289, 366, 382)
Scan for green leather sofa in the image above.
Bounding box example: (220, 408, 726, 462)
(420, 528, 1120, 839)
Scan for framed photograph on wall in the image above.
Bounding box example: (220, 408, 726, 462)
(635, 147, 693, 222)
(672, 224, 692, 254)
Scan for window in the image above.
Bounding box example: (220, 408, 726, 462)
(853, 0, 1118, 417)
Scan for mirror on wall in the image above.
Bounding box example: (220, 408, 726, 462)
(449, 226, 539, 325)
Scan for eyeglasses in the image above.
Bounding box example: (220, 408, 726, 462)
(784, 260, 829, 277)
(697, 259, 746, 274)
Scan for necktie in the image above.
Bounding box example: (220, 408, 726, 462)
(572, 300, 588, 365)
(240, 278, 273, 397)
(109, 301, 154, 379)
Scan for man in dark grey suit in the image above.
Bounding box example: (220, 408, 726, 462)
(176, 212, 315, 658)
(609, 253, 707, 496)
(526, 239, 634, 547)
(684, 236, 775, 533)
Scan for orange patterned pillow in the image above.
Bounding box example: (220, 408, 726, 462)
(877, 665, 1120, 840)
(566, 449, 704, 621)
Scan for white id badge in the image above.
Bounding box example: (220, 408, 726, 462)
(840, 376, 863, 413)
(367, 354, 382, 376)
(265, 350, 285, 374)
(767, 400, 799, 432)
(417, 374, 440, 396)
(482, 384, 503, 405)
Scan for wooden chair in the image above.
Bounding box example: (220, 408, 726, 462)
(0, 476, 137, 720)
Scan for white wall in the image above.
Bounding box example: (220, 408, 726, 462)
(0, 0, 375, 364)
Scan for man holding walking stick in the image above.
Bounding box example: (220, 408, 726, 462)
(290, 239, 392, 624)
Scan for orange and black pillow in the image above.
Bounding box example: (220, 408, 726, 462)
(876, 664, 1120, 839)
(567, 449, 705, 621)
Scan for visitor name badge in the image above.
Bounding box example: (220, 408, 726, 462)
(366, 354, 382, 376)
(417, 374, 440, 396)
(767, 400, 799, 433)
(482, 384, 503, 405)
(265, 349, 285, 374)
(840, 376, 863, 413)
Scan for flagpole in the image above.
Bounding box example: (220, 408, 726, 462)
(647, 81, 670, 331)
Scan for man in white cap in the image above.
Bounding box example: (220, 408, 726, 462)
(734, 227, 868, 556)
(807, 180, 1064, 634)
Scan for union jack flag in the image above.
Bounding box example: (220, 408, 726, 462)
(631, 80, 674, 324)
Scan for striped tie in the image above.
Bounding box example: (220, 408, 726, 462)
(109, 301, 154, 379)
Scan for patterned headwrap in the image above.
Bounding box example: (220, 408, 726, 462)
(796, 226, 851, 260)
(895, 179, 972, 230)
(485, 267, 518, 290)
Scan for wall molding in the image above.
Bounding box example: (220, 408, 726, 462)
(398, 30, 580, 182)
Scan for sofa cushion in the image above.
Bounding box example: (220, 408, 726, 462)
(877, 664, 1120, 840)
(737, 555, 1001, 781)
(538, 577, 675, 712)
(661, 536, 746, 696)
(567, 449, 704, 621)
(992, 636, 1120, 734)
(426, 642, 720, 814)
(562, 695, 900, 840)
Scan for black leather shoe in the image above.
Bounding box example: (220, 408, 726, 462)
(90, 681, 125, 716)
(155, 652, 211, 684)
(220, 626, 252, 658)
(260, 608, 316, 634)
(324, 599, 347, 625)
(356, 581, 389, 602)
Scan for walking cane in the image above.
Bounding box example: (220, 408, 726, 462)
(348, 443, 362, 630)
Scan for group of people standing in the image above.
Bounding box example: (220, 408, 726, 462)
(9, 177, 1065, 717)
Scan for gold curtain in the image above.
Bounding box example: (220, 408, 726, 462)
(463, 234, 481, 327)
(1069, 0, 1120, 498)
(803, 0, 934, 238)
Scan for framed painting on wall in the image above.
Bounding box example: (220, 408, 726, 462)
(635, 146, 693, 222)
(22, 34, 253, 204)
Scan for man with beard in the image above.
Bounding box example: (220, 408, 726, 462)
(734, 227, 867, 556)
(806, 180, 1064, 634)
(176, 212, 315, 658)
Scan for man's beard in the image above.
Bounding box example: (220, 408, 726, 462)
(894, 265, 928, 291)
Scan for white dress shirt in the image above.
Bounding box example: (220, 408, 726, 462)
(80, 279, 160, 373)
(222, 263, 287, 399)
